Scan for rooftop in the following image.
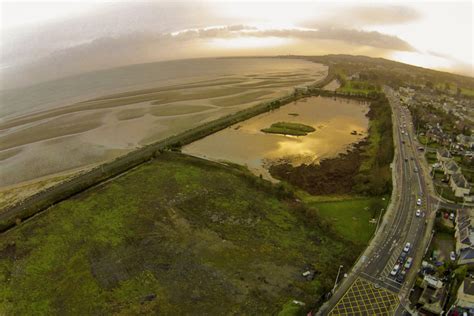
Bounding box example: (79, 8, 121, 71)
(445, 160, 461, 172)
(438, 148, 452, 158)
(452, 173, 471, 189)
(464, 278, 474, 296)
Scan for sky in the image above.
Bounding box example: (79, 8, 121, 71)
(0, 0, 473, 89)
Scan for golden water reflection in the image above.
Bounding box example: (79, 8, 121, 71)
(183, 96, 369, 181)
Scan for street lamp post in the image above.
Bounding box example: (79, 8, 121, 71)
(332, 265, 344, 294)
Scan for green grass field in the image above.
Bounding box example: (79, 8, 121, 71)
(0, 153, 356, 315)
(460, 87, 474, 97)
(425, 151, 437, 164)
(337, 80, 380, 96)
(261, 122, 316, 136)
(303, 196, 389, 245)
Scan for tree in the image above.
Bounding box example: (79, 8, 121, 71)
(369, 198, 386, 218)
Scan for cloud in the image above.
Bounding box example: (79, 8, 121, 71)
(1, 24, 417, 89)
(168, 25, 414, 51)
(344, 5, 421, 26)
(253, 28, 414, 51)
(304, 5, 421, 29)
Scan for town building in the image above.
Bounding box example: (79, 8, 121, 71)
(455, 209, 474, 266)
(444, 160, 462, 176)
(450, 173, 471, 199)
(457, 134, 474, 150)
(437, 148, 452, 163)
(455, 277, 474, 310)
(418, 275, 447, 315)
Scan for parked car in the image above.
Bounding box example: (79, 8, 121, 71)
(417, 198, 422, 206)
(449, 213, 455, 220)
(390, 264, 400, 276)
(416, 209, 421, 217)
(403, 242, 411, 253)
(398, 252, 407, 264)
(396, 270, 406, 283)
(450, 252, 456, 261)
(405, 257, 413, 269)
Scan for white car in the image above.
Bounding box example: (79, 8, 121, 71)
(405, 257, 413, 269)
(417, 198, 422, 206)
(450, 252, 456, 261)
(416, 209, 421, 217)
(390, 264, 400, 276)
(403, 242, 411, 253)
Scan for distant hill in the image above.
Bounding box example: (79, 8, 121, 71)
(282, 54, 474, 90)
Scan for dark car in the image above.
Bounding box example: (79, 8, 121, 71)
(398, 252, 407, 264)
(396, 270, 406, 283)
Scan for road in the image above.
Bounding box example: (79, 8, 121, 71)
(318, 87, 437, 315)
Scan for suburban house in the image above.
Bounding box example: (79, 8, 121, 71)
(418, 275, 447, 315)
(450, 173, 471, 198)
(455, 209, 474, 266)
(443, 160, 462, 176)
(455, 278, 474, 310)
(457, 134, 474, 150)
(436, 151, 473, 201)
(449, 278, 474, 315)
(437, 148, 452, 163)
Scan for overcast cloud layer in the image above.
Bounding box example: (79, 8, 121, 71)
(1, 1, 472, 89)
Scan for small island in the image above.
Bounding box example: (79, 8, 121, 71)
(261, 122, 316, 136)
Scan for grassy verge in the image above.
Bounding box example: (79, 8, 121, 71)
(425, 151, 437, 164)
(304, 196, 389, 245)
(0, 152, 356, 315)
(261, 122, 316, 136)
(434, 183, 463, 203)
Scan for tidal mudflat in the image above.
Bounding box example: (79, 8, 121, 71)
(183, 96, 369, 181)
(0, 58, 326, 194)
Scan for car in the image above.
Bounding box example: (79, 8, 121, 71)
(403, 242, 411, 253)
(417, 198, 422, 206)
(390, 264, 400, 276)
(405, 257, 413, 269)
(414, 167, 419, 173)
(398, 252, 407, 264)
(416, 209, 421, 217)
(449, 213, 455, 220)
(396, 270, 406, 283)
(405, 157, 408, 162)
(450, 252, 456, 261)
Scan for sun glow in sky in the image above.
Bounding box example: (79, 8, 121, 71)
(210, 36, 292, 49)
(1, 0, 472, 87)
